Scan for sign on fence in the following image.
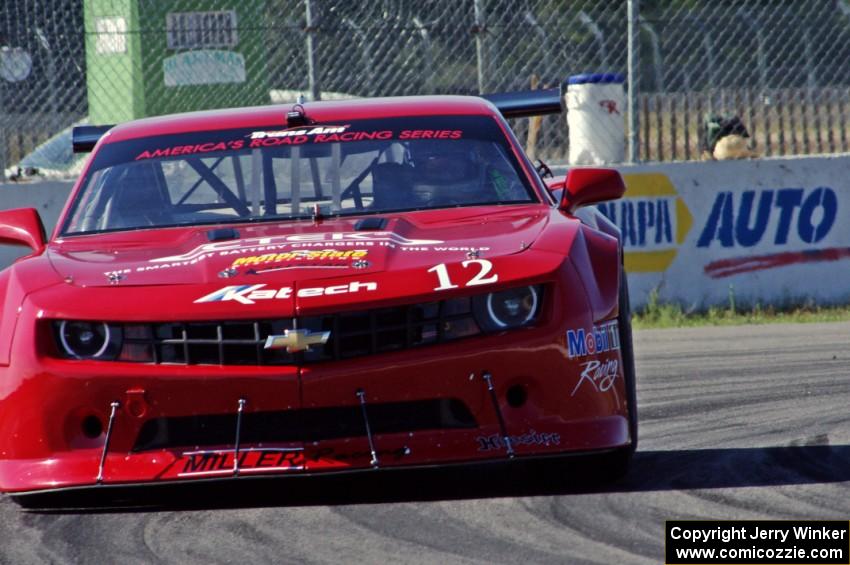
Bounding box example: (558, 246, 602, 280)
(605, 155, 850, 308)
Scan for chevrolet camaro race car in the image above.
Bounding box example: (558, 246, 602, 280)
(0, 89, 636, 507)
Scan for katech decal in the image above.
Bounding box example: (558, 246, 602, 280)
(194, 281, 377, 304)
(476, 429, 561, 452)
(231, 249, 368, 269)
(566, 320, 620, 358)
(571, 358, 620, 396)
(151, 232, 443, 265)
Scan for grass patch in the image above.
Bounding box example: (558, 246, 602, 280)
(632, 288, 850, 329)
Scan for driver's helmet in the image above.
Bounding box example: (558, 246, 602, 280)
(371, 162, 415, 210)
(408, 140, 489, 205)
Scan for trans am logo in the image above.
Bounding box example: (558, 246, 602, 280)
(249, 125, 350, 139)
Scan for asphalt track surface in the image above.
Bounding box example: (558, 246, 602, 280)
(1, 321, 848, 564)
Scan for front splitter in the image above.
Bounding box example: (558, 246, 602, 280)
(6, 447, 630, 510)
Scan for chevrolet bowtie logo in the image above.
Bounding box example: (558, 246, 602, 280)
(263, 328, 331, 353)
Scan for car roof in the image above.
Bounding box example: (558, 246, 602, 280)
(105, 96, 500, 143)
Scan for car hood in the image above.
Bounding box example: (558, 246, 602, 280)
(48, 205, 550, 289)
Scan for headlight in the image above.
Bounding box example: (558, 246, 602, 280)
(473, 285, 542, 332)
(55, 321, 123, 360)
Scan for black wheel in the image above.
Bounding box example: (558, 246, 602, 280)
(618, 267, 638, 456)
(587, 271, 638, 483)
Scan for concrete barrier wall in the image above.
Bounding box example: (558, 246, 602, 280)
(600, 155, 850, 309)
(2, 154, 850, 310)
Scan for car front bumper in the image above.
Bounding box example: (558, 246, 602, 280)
(0, 277, 630, 494)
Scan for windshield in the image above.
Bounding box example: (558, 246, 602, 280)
(62, 115, 536, 235)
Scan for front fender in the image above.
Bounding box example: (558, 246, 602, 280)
(568, 225, 621, 323)
(0, 256, 64, 366)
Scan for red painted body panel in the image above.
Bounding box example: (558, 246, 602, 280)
(49, 206, 550, 289)
(0, 96, 631, 495)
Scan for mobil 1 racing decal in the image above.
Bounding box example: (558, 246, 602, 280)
(566, 320, 620, 359)
(571, 358, 619, 397)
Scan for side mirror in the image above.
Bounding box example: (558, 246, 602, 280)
(0, 208, 47, 254)
(558, 168, 626, 214)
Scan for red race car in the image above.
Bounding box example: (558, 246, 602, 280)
(0, 89, 636, 507)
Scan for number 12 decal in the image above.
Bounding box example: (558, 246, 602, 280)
(427, 259, 499, 291)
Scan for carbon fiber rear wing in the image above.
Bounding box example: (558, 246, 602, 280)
(481, 86, 563, 118)
(72, 125, 114, 153)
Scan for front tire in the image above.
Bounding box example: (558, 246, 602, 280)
(589, 270, 638, 482)
(618, 267, 638, 456)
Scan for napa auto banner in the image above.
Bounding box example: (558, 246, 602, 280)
(599, 155, 850, 309)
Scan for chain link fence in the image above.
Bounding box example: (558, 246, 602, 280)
(639, 0, 850, 161)
(3, 0, 850, 176)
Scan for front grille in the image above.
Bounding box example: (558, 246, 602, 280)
(133, 398, 478, 451)
(116, 296, 481, 366)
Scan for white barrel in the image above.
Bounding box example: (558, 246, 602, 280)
(566, 73, 626, 165)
